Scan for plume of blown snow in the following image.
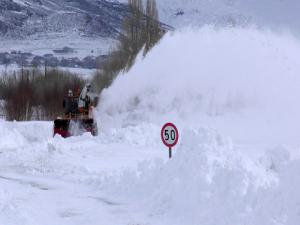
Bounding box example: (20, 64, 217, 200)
(97, 26, 300, 146)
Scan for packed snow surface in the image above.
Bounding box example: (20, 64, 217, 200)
(1, 27, 300, 224)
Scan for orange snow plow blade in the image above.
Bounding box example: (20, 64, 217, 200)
(53, 118, 98, 138)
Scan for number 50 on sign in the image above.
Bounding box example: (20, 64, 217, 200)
(161, 123, 179, 158)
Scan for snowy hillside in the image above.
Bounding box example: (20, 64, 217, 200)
(1, 26, 300, 224)
(98, 26, 300, 148)
(147, 0, 300, 34)
(0, 0, 129, 71)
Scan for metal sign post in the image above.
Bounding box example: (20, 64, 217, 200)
(161, 123, 179, 159)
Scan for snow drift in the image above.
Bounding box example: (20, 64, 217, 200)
(103, 128, 300, 225)
(98, 26, 300, 147)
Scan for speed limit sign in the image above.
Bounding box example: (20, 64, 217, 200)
(161, 123, 179, 158)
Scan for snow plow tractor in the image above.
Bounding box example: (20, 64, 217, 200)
(53, 84, 98, 138)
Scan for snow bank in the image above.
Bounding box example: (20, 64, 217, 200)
(97, 27, 300, 146)
(0, 120, 163, 182)
(0, 120, 52, 149)
(0, 189, 22, 225)
(103, 128, 300, 225)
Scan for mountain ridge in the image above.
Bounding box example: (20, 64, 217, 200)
(0, 0, 128, 39)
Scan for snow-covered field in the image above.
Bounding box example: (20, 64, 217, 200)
(1, 26, 300, 224)
(0, 34, 114, 59)
(0, 34, 113, 79)
(0, 120, 164, 225)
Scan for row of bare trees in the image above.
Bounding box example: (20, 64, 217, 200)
(0, 69, 84, 121)
(92, 0, 166, 93)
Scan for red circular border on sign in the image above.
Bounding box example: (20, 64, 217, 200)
(161, 123, 179, 148)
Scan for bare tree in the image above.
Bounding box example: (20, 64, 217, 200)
(0, 68, 84, 121)
(122, 0, 145, 68)
(92, 0, 165, 93)
(145, 0, 161, 53)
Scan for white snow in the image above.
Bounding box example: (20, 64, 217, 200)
(0, 119, 164, 225)
(1, 26, 300, 224)
(102, 128, 300, 225)
(98, 26, 300, 149)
